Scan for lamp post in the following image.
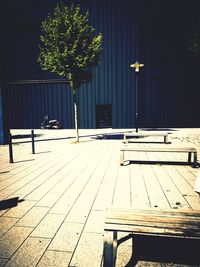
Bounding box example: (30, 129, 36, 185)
(130, 61, 144, 132)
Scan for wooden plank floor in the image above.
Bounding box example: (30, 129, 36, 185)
(0, 129, 200, 267)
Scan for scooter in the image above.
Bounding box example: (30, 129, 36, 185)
(41, 115, 62, 129)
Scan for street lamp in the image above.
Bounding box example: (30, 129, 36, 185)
(130, 61, 144, 132)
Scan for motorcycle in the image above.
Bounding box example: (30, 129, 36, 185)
(41, 115, 62, 129)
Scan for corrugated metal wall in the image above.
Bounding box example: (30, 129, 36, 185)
(7, 81, 73, 129)
(2, 0, 200, 129)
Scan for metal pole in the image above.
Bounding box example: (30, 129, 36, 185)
(135, 72, 138, 132)
(130, 61, 144, 133)
(31, 129, 35, 154)
(8, 131, 14, 163)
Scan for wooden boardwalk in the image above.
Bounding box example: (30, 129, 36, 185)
(0, 129, 200, 267)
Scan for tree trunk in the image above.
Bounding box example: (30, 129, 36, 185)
(73, 92, 79, 142)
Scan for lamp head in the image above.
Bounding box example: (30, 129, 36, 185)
(130, 61, 144, 72)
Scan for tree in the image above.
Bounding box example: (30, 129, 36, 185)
(38, 4, 103, 142)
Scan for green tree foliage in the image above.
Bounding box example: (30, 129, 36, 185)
(38, 4, 103, 141)
(189, 28, 200, 56)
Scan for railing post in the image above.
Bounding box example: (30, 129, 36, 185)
(31, 129, 35, 154)
(8, 131, 14, 163)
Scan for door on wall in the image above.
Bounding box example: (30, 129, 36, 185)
(96, 104, 112, 128)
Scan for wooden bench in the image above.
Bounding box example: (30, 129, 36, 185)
(103, 208, 200, 267)
(123, 131, 169, 144)
(120, 144, 197, 167)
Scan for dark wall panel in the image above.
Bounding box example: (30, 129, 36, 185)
(2, 0, 200, 129)
(7, 82, 73, 129)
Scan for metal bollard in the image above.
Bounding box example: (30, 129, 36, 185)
(31, 129, 35, 154)
(8, 132, 14, 163)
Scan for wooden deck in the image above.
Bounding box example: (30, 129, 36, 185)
(0, 129, 200, 267)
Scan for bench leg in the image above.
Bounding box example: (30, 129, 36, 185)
(164, 135, 169, 144)
(188, 152, 198, 167)
(103, 231, 118, 267)
(188, 152, 192, 163)
(123, 135, 129, 144)
(123, 135, 126, 143)
(192, 152, 198, 168)
(194, 152, 197, 164)
(124, 236, 139, 267)
(120, 150, 124, 166)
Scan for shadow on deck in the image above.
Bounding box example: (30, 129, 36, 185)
(130, 236, 200, 266)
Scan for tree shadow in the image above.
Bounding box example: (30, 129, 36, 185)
(93, 133, 124, 140)
(0, 197, 24, 210)
(92, 130, 174, 141)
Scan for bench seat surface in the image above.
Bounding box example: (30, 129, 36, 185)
(124, 132, 168, 137)
(105, 208, 200, 238)
(120, 144, 197, 153)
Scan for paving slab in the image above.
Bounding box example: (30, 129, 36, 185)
(37, 250, 72, 267)
(4, 237, 51, 267)
(30, 213, 65, 238)
(0, 226, 33, 258)
(49, 222, 83, 252)
(0, 128, 200, 267)
(0, 217, 19, 238)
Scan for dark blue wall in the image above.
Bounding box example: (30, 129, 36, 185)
(1, 0, 200, 129)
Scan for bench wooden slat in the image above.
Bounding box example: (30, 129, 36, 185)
(124, 132, 168, 137)
(105, 214, 200, 226)
(120, 144, 197, 153)
(104, 223, 200, 238)
(106, 207, 200, 217)
(106, 209, 200, 220)
(105, 220, 200, 237)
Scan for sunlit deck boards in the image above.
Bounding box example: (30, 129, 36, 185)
(0, 129, 200, 266)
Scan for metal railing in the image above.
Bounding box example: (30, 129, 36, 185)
(8, 129, 35, 163)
